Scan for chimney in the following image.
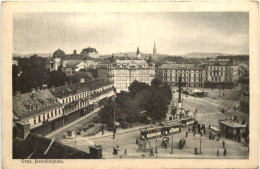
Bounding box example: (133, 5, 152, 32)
(31, 88, 36, 93)
(16, 91, 21, 96)
(16, 121, 30, 140)
(80, 78, 85, 83)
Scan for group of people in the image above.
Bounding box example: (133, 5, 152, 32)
(188, 121, 206, 138)
(112, 145, 128, 156)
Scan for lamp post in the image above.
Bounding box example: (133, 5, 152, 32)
(155, 126, 158, 159)
(200, 138, 202, 154)
(171, 130, 173, 154)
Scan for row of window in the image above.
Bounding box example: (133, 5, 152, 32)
(33, 108, 62, 125)
(161, 70, 203, 73)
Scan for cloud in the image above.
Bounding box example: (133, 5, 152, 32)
(13, 12, 249, 55)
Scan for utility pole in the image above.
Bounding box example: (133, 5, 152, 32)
(200, 138, 202, 154)
(171, 130, 173, 154)
(156, 126, 158, 159)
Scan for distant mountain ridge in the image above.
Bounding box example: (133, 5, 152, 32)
(182, 52, 224, 58)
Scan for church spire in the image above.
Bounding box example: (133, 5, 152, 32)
(136, 46, 140, 55)
(153, 41, 157, 56)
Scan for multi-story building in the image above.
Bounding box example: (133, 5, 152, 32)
(239, 79, 249, 114)
(156, 64, 205, 88)
(204, 63, 238, 88)
(13, 79, 115, 136)
(98, 55, 155, 93)
(49, 79, 115, 125)
(13, 89, 64, 136)
(81, 47, 99, 58)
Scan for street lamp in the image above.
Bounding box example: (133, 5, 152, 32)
(200, 138, 202, 154)
(171, 130, 173, 154)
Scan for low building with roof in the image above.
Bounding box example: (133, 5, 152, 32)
(13, 121, 102, 159)
(13, 89, 64, 136)
(97, 55, 155, 93)
(218, 120, 247, 139)
(156, 63, 205, 88)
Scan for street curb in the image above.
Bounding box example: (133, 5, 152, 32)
(88, 127, 141, 140)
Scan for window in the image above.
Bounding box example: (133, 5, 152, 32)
(34, 116, 36, 124)
(55, 109, 57, 115)
(43, 113, 45, 121)
(47, 113, 50, 119)
(38, 116, 41, 122)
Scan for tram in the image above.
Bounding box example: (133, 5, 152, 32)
(140, 126, 163, 140)
(161, 120, 182, 135)
(181, 117, 195, 127)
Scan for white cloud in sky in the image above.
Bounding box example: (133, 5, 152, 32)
(13, 12, 248, 55)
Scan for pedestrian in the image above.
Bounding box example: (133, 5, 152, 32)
(186, 131, 188, 138)
(223, 148, 227, 156)
(217, 149, 219, 157)
(200, 131, 203, 138)
(222, 140, 225, 148)
(102, 129, 104, 135)
(150, 148, 154, 156)
(112, 133, 115, 139)
(194, 147, 198, 155)
(196, 109, 197, 114)
(209, 124, 211, 129)
(124, 149, 127, 155)
(136, 139, 139, 145)
(179, 126, 181, 132)
(204, 128, 206, 135)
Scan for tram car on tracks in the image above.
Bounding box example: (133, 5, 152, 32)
(140, 126, 163, 140)
(161, 120, 182, 135)
(181, 117, 195, 127)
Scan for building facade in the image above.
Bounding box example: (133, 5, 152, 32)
(98, 55, 155, 93)
(13, 79, 115, 136)
(204, 64, 238, 88)
(81, 47, 99, 58)
(13, 89, 64, 136)
(239, 82, 249, 114)
(156, 64, 205, 88)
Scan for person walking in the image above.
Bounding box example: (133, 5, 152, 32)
(217, 149, 220, 157)
(186, 131, 188, 138)
(124, 149, 127, 155)
(222, 140, 225, 148)
(150, 148, 154, 156)
(223, 148, 227, 156)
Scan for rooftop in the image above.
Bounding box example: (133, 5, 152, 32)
(13, 132, 91, 159)
(13, 89, 63, 119)
(49, 79, 112, 98)
(219, 120, 247, 128)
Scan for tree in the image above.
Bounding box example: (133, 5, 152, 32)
(151, 78, 162, 88)
(128, 80, 150, 96)
(144, 89, 168, 122)
(99, 98, 116, 125)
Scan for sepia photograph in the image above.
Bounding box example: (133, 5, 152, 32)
(2, 1, 259, 169)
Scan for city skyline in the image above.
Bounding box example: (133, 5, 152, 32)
(13, 12, 249, 56)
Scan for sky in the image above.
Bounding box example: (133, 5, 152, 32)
(13, 12, 249, 55)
